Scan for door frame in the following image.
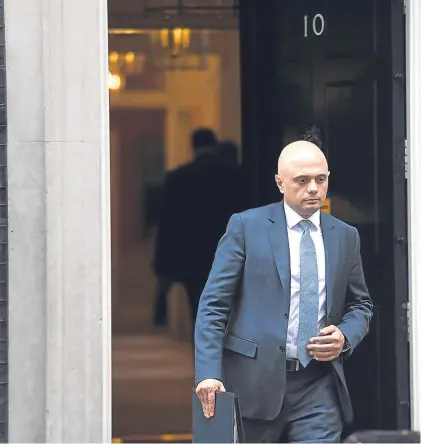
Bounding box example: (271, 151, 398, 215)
(406, 0, 421, 431)
(239, 0, 415, 430)
(391, 0, 411, 429)
(0, 0, 7, 440)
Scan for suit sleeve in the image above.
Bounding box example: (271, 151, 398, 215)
(194, 213, 246, 384)
(337, 228, 373, 358)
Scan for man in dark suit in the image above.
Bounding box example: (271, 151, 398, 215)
(195, 140, 373, 442)
(154, 128, 241, 335)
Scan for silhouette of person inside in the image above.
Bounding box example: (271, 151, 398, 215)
(218, 140, 240, 167)
(153, 128, 241, 338)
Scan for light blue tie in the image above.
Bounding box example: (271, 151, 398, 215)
(297, 219, 319, 367)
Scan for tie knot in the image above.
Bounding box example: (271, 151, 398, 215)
(298, 219, 313, 233)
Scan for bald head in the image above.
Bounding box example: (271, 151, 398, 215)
(277, 141, 327, 177)
(275, 140, 329, 217)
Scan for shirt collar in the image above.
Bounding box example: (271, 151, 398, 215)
(284, 201, 321, 231)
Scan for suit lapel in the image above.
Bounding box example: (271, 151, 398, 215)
(321, 212, 337, 316)
(267, 202, 291, 296)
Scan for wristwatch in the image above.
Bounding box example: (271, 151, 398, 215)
(342, 337, 351, 353)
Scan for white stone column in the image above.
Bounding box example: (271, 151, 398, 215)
(5, 0, 111, 440)
(406, 0, 421, 432)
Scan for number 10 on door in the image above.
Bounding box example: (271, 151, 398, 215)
(304, 14, 325, 37)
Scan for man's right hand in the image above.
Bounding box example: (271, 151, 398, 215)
(195, 379, 226, 418)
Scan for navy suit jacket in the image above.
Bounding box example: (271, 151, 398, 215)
(194, 201, 373, 424)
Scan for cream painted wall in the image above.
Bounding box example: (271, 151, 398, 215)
(211, 31, 242, 148)
(164, 55, 222, 169)
(110, 54, 222, 170)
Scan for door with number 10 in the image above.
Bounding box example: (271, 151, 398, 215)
(239, 0, 409, 433)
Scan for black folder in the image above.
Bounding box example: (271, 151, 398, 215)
(192, 390, 245, 443)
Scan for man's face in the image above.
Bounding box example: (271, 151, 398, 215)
(275, 156, 329, 217)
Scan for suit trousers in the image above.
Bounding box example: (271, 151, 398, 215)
(243, 360, 343, 443)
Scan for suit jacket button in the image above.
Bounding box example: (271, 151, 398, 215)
(284, 313, 288, 319)
(279, 346, 285, 352)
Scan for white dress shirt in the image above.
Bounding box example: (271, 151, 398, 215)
(284, 202, 327, 359)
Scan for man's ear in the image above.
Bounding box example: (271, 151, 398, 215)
(275, 174, 284, 193)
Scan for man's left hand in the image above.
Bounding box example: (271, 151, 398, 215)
(307, 325, 345, 361)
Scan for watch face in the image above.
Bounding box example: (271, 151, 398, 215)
(342, 339, 350, 352)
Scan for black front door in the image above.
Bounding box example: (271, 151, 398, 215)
(239, 0, 409, 433)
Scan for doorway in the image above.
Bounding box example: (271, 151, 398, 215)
(239, 0, 409, 434)
(108, 22, 242, 439)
